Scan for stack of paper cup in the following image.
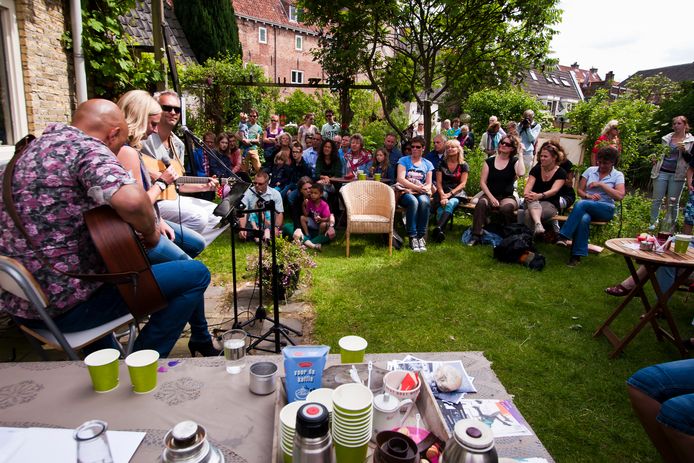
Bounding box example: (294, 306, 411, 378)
(279, 400, 305, 463)
(331, 383, 373, 462)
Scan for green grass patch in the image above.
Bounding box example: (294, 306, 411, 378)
(200, 214, 690, 462)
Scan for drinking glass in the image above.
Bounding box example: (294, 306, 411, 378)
(74, 420, 114, 463)
(222, 329, 247, 374)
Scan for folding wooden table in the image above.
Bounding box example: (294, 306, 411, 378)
(595, 238, 694, 358)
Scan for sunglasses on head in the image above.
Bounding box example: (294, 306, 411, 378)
(161, 105, 181, 114)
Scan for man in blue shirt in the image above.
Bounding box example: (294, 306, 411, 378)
(302, 132, 322, 173)
(424, 134, 447, 170)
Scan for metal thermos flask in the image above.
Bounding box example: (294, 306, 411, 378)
(292, 402, 335, 463)
(161, 420, 224, 463)
(442, 419, 498, 463)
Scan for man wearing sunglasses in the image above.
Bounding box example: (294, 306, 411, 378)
(237, 171, 284, 242)
(142, 91, 223, 245)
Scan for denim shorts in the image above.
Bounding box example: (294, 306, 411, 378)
(627, 359, 694, 435)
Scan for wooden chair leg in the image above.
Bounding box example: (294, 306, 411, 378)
(388, 232, 393, 256)
(346, 231, 350, 257)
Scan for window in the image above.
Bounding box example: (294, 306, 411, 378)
(291, 70, 304, 84)
(258, 27, 267, 44)
(529, 70, 538, 81)
(0, 1, 27, 154)
(289, 5, 298, 22)
(295, 35, 303, 51)
(560, 78, 570, 87)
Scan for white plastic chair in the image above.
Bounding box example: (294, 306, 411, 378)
(0, 256, 136, 360)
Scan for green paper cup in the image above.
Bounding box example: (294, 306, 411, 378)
(84, 348, 120, 393)
(125, 349, 159, 394)
(674, 234, 692, 254)
(357, 171, 367, 180)
(339, 336, 367, 363)
(374, 173, 382, 182)
(334, 441, 368, 463)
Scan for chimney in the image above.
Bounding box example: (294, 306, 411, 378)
(571, 62, 579, 69)
(590, 67, 598, 75)
(605, 71, 614, 83)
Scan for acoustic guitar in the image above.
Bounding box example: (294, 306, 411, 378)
(141, 156, 233, 201)
(84, 206, 167, 319)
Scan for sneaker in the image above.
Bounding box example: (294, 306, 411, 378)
(551, 220, 561, 234)
(534, 223, 545, 235)
(418, 237, 427, 252)
(409, 237, 421, 252)
(556, 236, 570, 247)
(567, 255, 581, 267)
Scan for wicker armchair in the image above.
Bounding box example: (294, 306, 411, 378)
(340, 180, 395, 257)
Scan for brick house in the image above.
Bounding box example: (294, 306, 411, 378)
(0, 0, 74, 162)
(232, 0, 324, 92)
(559, 63, 624, 100)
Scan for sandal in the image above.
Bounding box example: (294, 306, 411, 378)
(605, 284, 630, 297)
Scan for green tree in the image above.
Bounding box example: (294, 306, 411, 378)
(179, 56, 276, 134)
(624, 74, 681, 104)
(462, 87, 551, 136)
(299, 0, 561, 149)
(173, 0, 242, 64)
(567, 89, 659, 185)
(77, 0, 163, 99)
(654, 81, 694, 136)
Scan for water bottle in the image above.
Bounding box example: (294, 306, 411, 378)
(161, 420, 224, 463)
(292, 402, 335, 463)
(442, 419, 498, 463)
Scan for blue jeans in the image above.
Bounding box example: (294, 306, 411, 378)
(19, 260, 212, 357)
(167, 221, 205, 258)
(437, 197, 460, 219)
(400, 193, 430, 238)
(559, 200, 615, 257)
(650, 170, 685, 224)
(627, 359, 694, 435)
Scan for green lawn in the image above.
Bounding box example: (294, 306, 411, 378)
(200, 217, 691, 462)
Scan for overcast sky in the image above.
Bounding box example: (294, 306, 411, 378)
(550, 0, 694, 82)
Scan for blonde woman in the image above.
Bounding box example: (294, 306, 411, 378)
(432, 139, 469, 242)
(521, 140, 567, 235)
(116, 90, 205, 262)
(591, 119, 621, 165)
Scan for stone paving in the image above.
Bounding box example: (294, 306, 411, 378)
(1, 281, 314, 362)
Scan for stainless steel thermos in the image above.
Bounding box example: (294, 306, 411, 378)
(442, 419, 498, 463)
(161, 420, 224, 463)
(292, 402, 335, 463)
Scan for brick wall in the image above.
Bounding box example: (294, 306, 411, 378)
(15, 0, 74, 135)
(237, 18, 324, 94)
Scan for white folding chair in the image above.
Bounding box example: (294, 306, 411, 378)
(0, 256, 136, 360)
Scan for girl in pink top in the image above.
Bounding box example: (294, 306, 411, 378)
(301, 183, 331, 250)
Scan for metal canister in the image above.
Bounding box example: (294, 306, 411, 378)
(441, 419, 498, 463)
(161, 420, 224, 463)
(292, 403, 335, 463)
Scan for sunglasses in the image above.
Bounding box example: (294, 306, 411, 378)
(411, 145, 423, 149)
(499, 141, 513, 147)
(161, 105, 181, 114)
(271, 119, 279, 122)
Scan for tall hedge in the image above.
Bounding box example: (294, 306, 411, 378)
(173, 0, 242, 63)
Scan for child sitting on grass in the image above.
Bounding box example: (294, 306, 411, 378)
(300, 183, 331, 251)
(265, 153, 292, 196)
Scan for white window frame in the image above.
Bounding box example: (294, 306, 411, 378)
(529, 70, 537, 81)
(289, 5, 298, 22)
(291, 70, 304, 84)
(0, 0, 28, 161)
(258, 26, 267, 44)
(295, 35, 303, 51)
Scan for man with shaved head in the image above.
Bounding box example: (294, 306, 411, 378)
(0, 99, 216, 358)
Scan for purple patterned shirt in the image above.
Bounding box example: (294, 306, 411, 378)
(0, 123, 133, 319)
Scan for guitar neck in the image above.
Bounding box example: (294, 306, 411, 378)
(174, 176, 227, 186)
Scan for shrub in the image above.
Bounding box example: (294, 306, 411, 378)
(464, 148, 486, 196)
(462, 87, 549, 136)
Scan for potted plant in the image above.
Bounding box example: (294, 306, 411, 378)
(246, 238, 317, 301)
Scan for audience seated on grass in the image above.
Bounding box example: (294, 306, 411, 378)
(557, 146, 625, 267)
(299, 183, 333, 251)
(283, 177, 335, 249)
